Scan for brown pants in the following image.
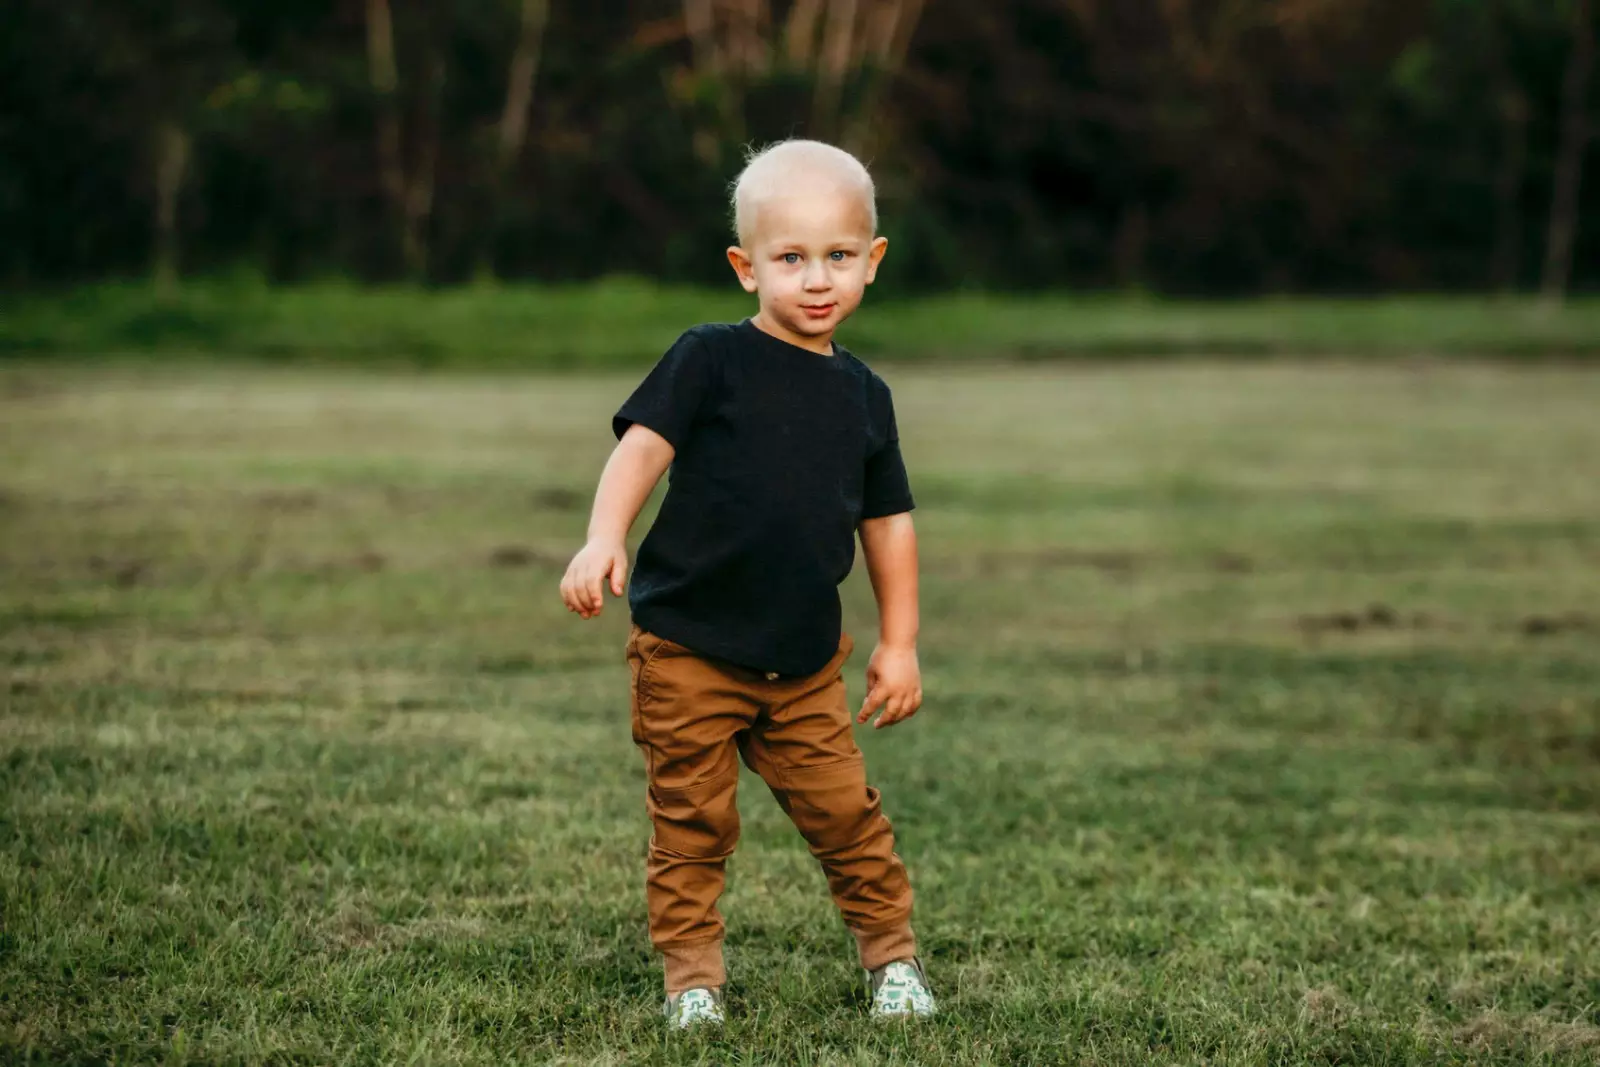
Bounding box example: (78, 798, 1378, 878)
(626, 624, 917, 993)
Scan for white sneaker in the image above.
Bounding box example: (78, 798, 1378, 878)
(663, 987, 725, 1029)
(868, 958, 936, 1018)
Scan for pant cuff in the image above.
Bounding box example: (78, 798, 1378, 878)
(661, 940, 725, 994)
(852, 923, 917, 972)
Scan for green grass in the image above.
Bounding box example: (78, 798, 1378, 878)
(5, 279, 1600, 365)
(3, 360, 1599, 1065)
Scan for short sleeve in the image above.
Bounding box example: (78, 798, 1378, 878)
(861, 384, 915, 520)
(613, 331, 715, 447)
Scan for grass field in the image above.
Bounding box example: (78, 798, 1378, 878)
(3, 360, 1599, 1065)
(6, 280, 1600, 365)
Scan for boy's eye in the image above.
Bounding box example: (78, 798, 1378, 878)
(830, 251, 849, 262)
(783, 253, 801, 265)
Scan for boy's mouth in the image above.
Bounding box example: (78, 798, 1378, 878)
(800, 303, 837, 320)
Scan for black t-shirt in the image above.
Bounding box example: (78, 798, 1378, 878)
(613, 319, 915, 677)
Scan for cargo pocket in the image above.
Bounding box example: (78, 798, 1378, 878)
(649, 769, 741, 859)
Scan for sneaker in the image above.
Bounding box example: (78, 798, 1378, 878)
(867, 957, 936, 1018)
(663, 987, 725, 1029)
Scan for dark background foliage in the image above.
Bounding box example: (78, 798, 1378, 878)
(3, 0, 1595, 295)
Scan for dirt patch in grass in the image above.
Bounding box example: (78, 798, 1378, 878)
(1036, 548, 1144, 575)
(1296, 603, 1437, 635)
(476, 654, 537, 675)
(1299, 986, 1358, 1028)
(487, 544, 563, 568)
(315, 903, 491, 953)
(0, 604, 124, 633)
(371, 695, 448, 712)
(1449, 1010, 1600, 1055)
(969, 548, 1148, 577)
(971, 547, 1259, 578)
(1299, 606, 1599, 641)
(86, 554, 150, 588)
(532, 487, 586, 512)
(967, 547, 1147, 577)
(275, 551, 388, 578)
(1522, 612, 1595, 637)
(352, 550, 387, 573)
(328, 550, 387, 574)
(254, 489, 320, 513)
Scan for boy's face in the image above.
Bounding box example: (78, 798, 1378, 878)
(726, 185, 889, 354)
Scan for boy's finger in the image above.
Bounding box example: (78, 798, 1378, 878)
(875, 697, 904, 729)
(857, 688, 882, 724)
(611, 559, 628, 597)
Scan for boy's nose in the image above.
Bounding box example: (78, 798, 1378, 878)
(803, 262, 830, 290)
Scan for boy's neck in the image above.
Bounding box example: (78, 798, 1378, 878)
(750, 310, 835, 356)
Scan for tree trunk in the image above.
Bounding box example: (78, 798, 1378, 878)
(730, 0, 768, 74)
(879, 0, 925, 71)
(365, 0, 409, 275)
(1112, 202, 1149, 289)
(785, 0, 824, 65)
(841, 0, 927, 156)
(152, 120, 191, 296)
(814, 0, 861, 141)
(684, 0, 721, 76)
(682, 0, 739, 165)
(402, 53, 445, 280)
(1491, 86, 1528, 292)
(497, 0, 549, 171)
(1488, 0, 1528, 292)
(1542, 0, 1594, 306)
(478, 0, 550, 281)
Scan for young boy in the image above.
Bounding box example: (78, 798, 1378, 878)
(559, 139, 933, 1028)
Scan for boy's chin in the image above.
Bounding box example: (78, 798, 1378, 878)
(787, 319, 834, 336)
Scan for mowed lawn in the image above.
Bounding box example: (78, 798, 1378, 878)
(2, 361, 1598, 1066)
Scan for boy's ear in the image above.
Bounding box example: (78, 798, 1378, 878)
(726, 246, 759, 293)
(864, 236, 889, 284)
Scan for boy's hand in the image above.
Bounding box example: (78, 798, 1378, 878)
(560, 540, 628, 620)
(857, 643, 922, 729)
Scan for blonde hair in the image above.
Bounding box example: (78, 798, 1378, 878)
(730, 139, 877, 245)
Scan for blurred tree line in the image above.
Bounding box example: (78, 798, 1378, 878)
(3, 0, 1595, 296)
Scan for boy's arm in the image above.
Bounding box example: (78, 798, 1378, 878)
(856, 511, 922, 729)
(560, 424, 675, 619)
